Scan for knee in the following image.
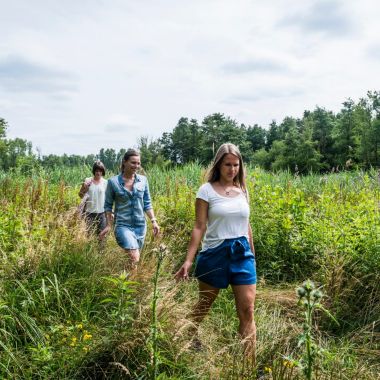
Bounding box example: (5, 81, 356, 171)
(238, 304, 255, 323)
(126, 249, 140, 263)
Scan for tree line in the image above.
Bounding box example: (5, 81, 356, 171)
(147, 91, 380, 173)
(0, 118, 127, 173)
(1, 91, 379, 174)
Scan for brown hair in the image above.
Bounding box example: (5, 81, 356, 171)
(206, 143, 246, 190)
(92, 160, 106, 176)
(121, 148, 140, 172)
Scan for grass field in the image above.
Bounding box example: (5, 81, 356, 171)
(0, 165, 379, 379)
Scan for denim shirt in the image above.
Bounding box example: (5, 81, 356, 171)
(104, 174, 153, 227)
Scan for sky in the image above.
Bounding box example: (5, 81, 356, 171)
(0, 0, 379, 156)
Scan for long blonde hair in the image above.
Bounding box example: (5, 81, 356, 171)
(206, 143, 246, 190)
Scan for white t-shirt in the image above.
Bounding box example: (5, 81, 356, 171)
(196, 182, 250, 251)
(85, 177, 108, 213)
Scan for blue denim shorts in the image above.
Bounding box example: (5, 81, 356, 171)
(114, 225, 146, 250)
(194, 236, 256, 289)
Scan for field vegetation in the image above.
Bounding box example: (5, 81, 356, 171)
(0, 164, 379, 379)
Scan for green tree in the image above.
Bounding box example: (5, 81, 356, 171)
(170, 118, 202, 163)
(0, 118, 8, 169)
(200, 113, 250, 162)
(158, 132, 173, 162)
(246, 124, 266, 152)
(271, 121, 300, 171)
(266, 120, 280, 150)
(304, 107, 335, 170)
(366, 91, 380, 166)
(354, 97, 375, 168)
(4, 138, 34, 170)
(333, 99, 358, 168)
(251, 148, 271, 169)
(295, 125, 323, 173)
(99, 148, 117, 172)
(137, 136, 166, 168)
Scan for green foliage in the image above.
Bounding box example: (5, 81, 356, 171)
(0, 167, 379, 379)
(296, 280, 338, 380)
(100, 273, 137, 331)
(2, 90, 380, 174)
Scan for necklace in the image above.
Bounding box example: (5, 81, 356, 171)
(220, 182, 234, 196)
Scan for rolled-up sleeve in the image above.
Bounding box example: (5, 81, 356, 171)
(104, 180, 115, 212)
(143, 179, 152, 212)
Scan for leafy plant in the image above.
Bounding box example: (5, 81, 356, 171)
(296, 280, 338, 380)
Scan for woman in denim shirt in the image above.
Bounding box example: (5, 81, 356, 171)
(100, 149, 160, 265)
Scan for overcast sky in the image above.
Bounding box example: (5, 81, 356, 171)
(0, 0, 379, 155)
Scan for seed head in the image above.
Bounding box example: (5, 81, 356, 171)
(296, 287, 306, 298)
(302, 280, 315, 292)
(311, 289, 323, 301)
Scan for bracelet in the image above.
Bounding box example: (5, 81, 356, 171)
(150, 218, 157, 223)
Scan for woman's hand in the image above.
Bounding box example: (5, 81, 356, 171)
(152, 220, 160, 237)
(174, 260, 193, 281)
(79, 179, 92, 197)
(99, 225, 111, 240)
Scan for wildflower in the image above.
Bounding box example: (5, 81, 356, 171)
(283, 360, 294, 368)
(76, 323, 83, 330)
(83, 333, 92, 341)
(70, 336, 77, 346)
(264, 366, 272, 373)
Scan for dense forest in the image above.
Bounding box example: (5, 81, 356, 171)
(1, 91, 379, 173)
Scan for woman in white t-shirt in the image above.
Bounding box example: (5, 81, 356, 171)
(175, 143, 257, 359)
(78, 160, 108, 240)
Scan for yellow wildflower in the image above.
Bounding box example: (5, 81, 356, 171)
(76, 323, 83, 330)
(83, 333, 92, 341)
(264, 367, 272, 373)
(283, 360, 294, 368)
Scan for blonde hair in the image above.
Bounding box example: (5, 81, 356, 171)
(206, 143, 246, 190)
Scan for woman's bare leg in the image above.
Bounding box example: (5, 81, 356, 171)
(231, 284, 256, 363)
(191, 280, 220, 324)
(124, 249, 140, 273)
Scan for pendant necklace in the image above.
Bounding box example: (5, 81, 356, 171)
(221, 183, 233, 196)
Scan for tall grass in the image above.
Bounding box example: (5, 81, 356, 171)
(0, 165, 379, 379)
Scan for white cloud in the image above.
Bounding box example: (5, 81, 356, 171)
(0, 0, 379, 155)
